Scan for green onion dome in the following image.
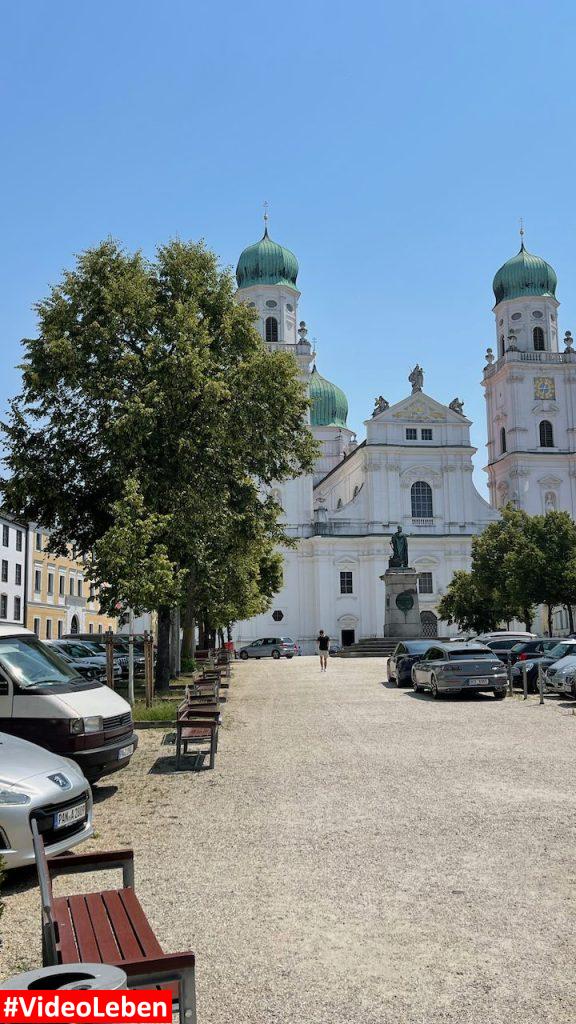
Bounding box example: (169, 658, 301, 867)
(309, 365, 348, 428)
(236, 228, 299, 290)
(493, 243, 557, 304)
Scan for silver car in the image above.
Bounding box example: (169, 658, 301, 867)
(239, 636, 297, 660)
(544, 654, 576, 697)
(0, 731, 93, 869)
(411, 642, 508, 699)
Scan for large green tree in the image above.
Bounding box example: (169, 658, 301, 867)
(2, 239, 318, 687)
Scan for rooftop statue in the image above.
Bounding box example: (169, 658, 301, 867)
(449, 397, 464, 415)
(409, 365, 424, 393)
(389, 525, 409, 568)
(372, 395, 389, 416)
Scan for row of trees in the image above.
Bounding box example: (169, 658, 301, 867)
(438, 506, 576, 635)
(1, 240, 318, 687)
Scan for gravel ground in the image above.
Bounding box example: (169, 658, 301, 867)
(2, 657, 576, 1023)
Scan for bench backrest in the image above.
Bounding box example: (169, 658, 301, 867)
(31, 820, 59, 964)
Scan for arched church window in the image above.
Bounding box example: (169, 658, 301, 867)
(500, 427, 507, 454)
(411, 481, 433, 518)
(499, 335, 505, 358)
(265, 317, 278, 344)
(533, 326, 545, 351)
(539, 420, 554, 447)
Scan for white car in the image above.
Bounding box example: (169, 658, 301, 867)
(0, 731, 93, 869)
(544, 655, 576, 698)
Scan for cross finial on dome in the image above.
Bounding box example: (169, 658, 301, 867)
(519, 216, 525, 250)
(263, 200, 269, 237)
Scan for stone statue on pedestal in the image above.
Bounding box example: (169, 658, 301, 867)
(409, 365, 424, 393)
(389, 526, 409, 568)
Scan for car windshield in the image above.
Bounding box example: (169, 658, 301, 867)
(511, 642, 534, 653)
(405, 642, 432, 653)
(548, 642, 576, 659)
(60, 641, 99, 658)
(0, 637, 85, 690)
(449, 650, 494, 660)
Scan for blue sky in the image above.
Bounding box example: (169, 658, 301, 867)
(2, 0, 576, 496)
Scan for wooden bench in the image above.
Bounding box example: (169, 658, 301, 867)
(31, 822, 197, 1023)
(176, 706, 220, 770)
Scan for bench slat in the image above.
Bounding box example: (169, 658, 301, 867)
(84, 893, 122, 962)
(66, 895, 101, 962)
(102, 890, 143, 961)
(119, 889, 164, 958)
(52, 897, 79, 963)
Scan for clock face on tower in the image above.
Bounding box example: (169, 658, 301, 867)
(534, 376, 556, 400)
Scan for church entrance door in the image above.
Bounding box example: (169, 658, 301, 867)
(341, 629, 355, 647)
(420, 611, 437, 638)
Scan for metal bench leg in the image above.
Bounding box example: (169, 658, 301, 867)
(178, 965, 197, 1024)
(176, 726, 182, 770)
(209, 734, 215, 769)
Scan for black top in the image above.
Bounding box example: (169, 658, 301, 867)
(317, 635, 330, 651)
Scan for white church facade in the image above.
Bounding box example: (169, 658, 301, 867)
(233, 223, 576, 651)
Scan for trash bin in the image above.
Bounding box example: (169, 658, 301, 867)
(1, 963, 127, 991)
(224, 641, 234, 653)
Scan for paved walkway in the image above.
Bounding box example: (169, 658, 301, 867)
(2, 657, 576, 1023)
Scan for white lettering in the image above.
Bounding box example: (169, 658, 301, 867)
(18, 996, 36, 1019)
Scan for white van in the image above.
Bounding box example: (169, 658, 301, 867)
(0, 625, 137, 782)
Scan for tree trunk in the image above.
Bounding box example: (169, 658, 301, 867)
(547, 604, 553, 637)
(155, 605, 172, 691)
(523, 608, 533, 631)
(567, 605, 574, 633)
(181, 577, 196, 660)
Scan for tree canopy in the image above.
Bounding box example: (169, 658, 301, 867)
(2, 239, 318, 684)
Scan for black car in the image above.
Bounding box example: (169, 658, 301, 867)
(511, 638, 576, 692)
(387, 640, 433, 686)
(509, 638, 564, 665)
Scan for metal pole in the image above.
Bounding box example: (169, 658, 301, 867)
(106, 629, 115, 690)
(522, 662, 528, 700)
(538, 662, 545, 705)
(507, 654, 513, 697)
(128, 609, 134, 706)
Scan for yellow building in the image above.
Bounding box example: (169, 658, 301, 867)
(26, 524, 116, 639)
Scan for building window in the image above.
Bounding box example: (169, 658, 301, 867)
(59, 575, 65, 596)
(33, 617, 40, 635)
(0, 595, 7, 619)
(1, 561, 7, 584)
(340, 571, 353, 594)
(411, 481, 433, 518)
(34, 569, 42, 593)
(14, 596, 21, 621)
(533, 326, 545, 351)
(14, 564, 21, 586)
(47, 572, 54, 596)
(265, 316, 278, 343)
(58, 619, 64, 638)
(45, 619, 52, 639)
(98, 624, 103, 634)
(500, 427, 507, 454)
(406, 428, 417, 440)
(15, 530, 22, 552)
(77, 578, 83, 597)
(539, 420, 554, 447)
(35, 531, 42, 551)
(89, 622, 94, 634)
(70, 577, 75, 595)
(421, 428, 433, 440)
(2, 525, 8, 547)
(418, 572, 433, 594)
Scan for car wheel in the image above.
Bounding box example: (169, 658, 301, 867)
(272, 650, 280, 660)
(286, 654, 293, 659)
(494, 689, 506, 700)
(239, 651, 248, 660)
(430, 676, 441, 699)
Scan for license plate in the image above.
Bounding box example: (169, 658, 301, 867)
(54, 801, 86, 830)
(118, 743, 134, 760)
(471, 677, 490, 686)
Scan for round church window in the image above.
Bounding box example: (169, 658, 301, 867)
(532, 310, 543, 318)
(272, 610, 284, 622)
(266, 300, 278, 308)
(511, 312, 522, 320)
(286, 303, 294, 312)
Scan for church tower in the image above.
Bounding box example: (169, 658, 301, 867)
(235, 216, 314, 530)
(482, 233, 576, 515)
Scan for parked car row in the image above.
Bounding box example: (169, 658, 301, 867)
(0, 623, 138, 869)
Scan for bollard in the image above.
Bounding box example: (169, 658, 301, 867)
(538, 662, 545, 705)
(105, 629, 115, 690)
(522, 661, 528, 700)
(507, 654, 513, 697)
(0, 963, 127, 991)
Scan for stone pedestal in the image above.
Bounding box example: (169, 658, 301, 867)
(380, 568, 421, 638)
